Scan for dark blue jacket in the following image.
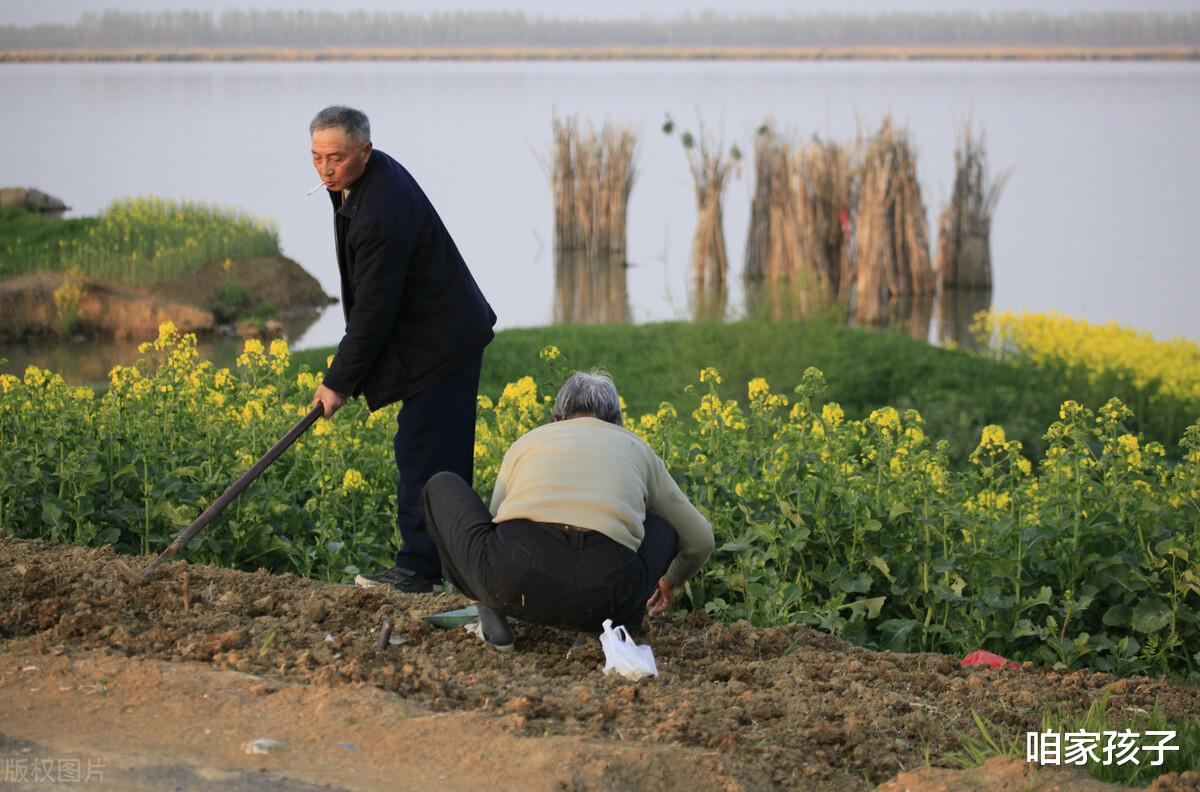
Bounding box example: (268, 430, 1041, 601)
(323, 149, 495, 410)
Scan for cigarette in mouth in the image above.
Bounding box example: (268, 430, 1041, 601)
(306, 182, 325, 196)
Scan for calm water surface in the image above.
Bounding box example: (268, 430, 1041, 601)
(1, 60, 1198, 377)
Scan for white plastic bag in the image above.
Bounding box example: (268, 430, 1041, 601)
(599, 618, 658, 681)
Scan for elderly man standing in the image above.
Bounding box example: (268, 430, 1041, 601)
(308, 105, 496, 593)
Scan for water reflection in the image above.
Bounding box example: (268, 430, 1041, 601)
(743, 278, 990, 348)
(553, 251, 630, 325)
(744, 278, 837, 322)
(937, 288, 992, 351)
(689, 283, 728, 323)
(851, 289, 935, 342)
(0, 281, 993, 385)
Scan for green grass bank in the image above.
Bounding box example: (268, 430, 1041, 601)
(296, 319, 1083, 464)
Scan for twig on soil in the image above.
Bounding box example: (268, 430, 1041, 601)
(111, 558, 141, 586)
(181, 570, 190, 615)
(377, 619, 393, 651)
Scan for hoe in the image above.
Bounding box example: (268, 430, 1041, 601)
(142, 404, 324, 577)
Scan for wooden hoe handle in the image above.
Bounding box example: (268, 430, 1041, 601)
(142, 404, 325, 577)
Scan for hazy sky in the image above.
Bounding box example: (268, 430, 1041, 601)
(5, 0, 1200, 26)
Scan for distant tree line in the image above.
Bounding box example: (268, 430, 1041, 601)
(2, 10, 1198, 50)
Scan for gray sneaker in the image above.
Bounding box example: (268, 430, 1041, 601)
(354, 566, 438, 593)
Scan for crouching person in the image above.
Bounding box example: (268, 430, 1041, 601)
(422, 370, 715, 650)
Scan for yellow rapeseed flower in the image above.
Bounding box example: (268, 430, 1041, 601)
(978, 425, 1007, 449)
(342, 468, 366, 493)
(868, 406, 900, 432)
(748, 377, 769, 402)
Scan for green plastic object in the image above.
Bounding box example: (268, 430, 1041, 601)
(421, 605, 479, 628)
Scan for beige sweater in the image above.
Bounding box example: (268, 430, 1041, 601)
(490, 417, 715, 586)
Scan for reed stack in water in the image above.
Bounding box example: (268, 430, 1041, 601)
(743, 124, 839, 314)
(681, 129, 736, 290)
(794, 138, 854, 299)
(744, 124, 800, 283)
(852, 117, 934, 325)
(551, 117, 637, 256)
(935, 122, 1008, 290)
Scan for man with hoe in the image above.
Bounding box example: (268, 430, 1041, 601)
(308, 105, 496, 593)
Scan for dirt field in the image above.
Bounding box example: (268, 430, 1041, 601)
(3, 536, 1198, 790)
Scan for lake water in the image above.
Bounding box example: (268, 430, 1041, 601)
(2, 60, 1198, 377)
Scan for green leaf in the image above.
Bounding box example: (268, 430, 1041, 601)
(950, 574, 967, 598)
(41, 498, 63, 524)
(888, 502, 911, 520)
(1131, 598, 1172, 634)
(869, 555, 895, 583)
(837, 571, 872, 594)
(1154, 538, 1189, 562)
(1011, 619, 1042, 639)
(1102, 604, 1131, 627)
(878, 618, 921, 652)
(845, 596, 886, 620)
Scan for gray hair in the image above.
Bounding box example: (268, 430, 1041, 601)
(310, 106, 371, 146)
(552, 370, 623, 426)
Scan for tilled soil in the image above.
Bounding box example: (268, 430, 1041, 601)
(3, 536, 1199, 790)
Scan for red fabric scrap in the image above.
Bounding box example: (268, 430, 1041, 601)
(960, 650, 1020, 670)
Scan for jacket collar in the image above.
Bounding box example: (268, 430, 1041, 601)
(331, 149, 376, 220)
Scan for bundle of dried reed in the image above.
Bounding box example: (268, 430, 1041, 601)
(743, 125, 839, 313)
(935, 122, 1009, 290)
(744, 124, 801, 283)
(681, 128, 735, 289)
(551, 117, 637, 255)
(796, 137, 854, 301)
(794, 138, 854, 299)
(853, 117, 933, 325)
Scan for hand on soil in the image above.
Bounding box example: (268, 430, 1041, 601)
(647, 577, 675, 616)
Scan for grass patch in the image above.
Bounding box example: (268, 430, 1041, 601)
(294, 319, 1088, 463)
(0, 199, 279, 285)
(946, 696, 1200, 786)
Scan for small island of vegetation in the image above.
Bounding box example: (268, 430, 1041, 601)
(0, 195, 333, 342)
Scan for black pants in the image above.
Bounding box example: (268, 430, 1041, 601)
(422, 471, 679, 633)
(392, 352, 483, 581)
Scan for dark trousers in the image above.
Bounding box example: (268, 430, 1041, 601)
(422, 471, 679, 633)
(392, 352, 483, 581)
